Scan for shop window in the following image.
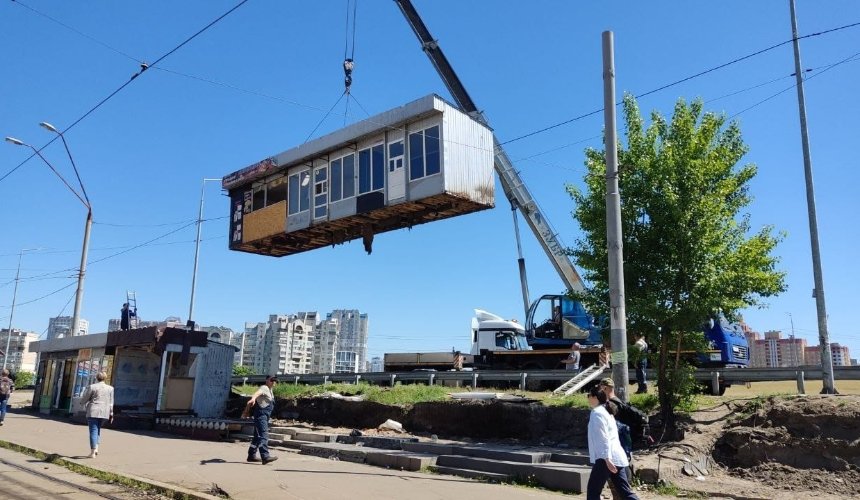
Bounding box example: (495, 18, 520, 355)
(252, 183, 265, 210)
(358, 144, 385, 194)
(266, 175, 287, 205)
(288, 170, 310, 215)
(330, 158, 342, 202)
(408, 125, 441, 180)
(330, 153, 356, 201)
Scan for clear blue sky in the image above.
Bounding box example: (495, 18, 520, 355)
(2, 1, 858, 363)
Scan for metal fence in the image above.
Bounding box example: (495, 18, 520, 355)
(232, 366, 860, 394)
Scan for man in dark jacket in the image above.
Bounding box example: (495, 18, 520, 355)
(120, 303, 136, 330)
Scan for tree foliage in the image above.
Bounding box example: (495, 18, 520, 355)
(567, 94, 786, 422)
(232, 364, 254, 377)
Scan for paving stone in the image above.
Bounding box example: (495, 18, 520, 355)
(294, 431, 338, 443)
(365, 450, 437, 471)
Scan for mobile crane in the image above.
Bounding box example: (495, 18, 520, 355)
(392, 1, 748, 380)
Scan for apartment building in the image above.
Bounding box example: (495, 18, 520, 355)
(47, 316, 88, 339)
(0, 328, 39, 372)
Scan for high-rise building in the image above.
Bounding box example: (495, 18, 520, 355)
(370, 356, 384, 373)
(755, 330, 807, 368)
(0, 328, 39, 372)
(48, 316, 88, 339)
(263, 313, 315, 375)
(327, 310, 368, 373)
(806, 343, 851, 367)
(243, 322, 267, 372)
(312, 316, 339, 373)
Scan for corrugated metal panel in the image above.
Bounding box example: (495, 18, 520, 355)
(441, 100, 495, 206)
(191, 342, 233, 418)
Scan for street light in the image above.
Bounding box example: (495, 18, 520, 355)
(188, 178, 222, 329)
(40, 123, 92, 339)
(5, 128, 92, 338)
(3, 248, 40, 370)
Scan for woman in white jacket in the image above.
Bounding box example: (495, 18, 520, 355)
(586, 385, 639, 499)
(81, 372, 114, 458)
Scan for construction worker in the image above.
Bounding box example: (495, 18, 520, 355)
(120, 303, 136, 330)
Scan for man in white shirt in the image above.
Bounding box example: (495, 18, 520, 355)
(633, 334, 648, 394)
(561, 343, 581, 372)
(245, 375, 279, 465)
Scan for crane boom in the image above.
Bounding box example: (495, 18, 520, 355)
(394, 0, 586, 294)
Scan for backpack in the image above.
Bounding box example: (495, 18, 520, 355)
(0, 377, 11, 397)
(611, 396, 649, 440)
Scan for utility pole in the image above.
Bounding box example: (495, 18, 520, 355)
(789, 0, 836, 393)
(3, 251, 24, 370)
(602, 31, 630, 401)
(188, 178, 221, 329)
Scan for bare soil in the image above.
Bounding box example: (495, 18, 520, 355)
(637, 394, 860, 499)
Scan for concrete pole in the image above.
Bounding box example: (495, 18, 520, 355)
(789, 0, 836, 394)
(70, 209, 92, 336)
(3, 251, 24, 370)
(602, 31, 630, 401)
(188, 178, 221, 327)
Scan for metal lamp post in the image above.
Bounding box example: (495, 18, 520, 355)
(40, 123, 92, 338)
(188, 178, 222, 329)
(5, 129, 91, 338)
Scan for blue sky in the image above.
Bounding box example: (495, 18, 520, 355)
(1, 1, 858, 364)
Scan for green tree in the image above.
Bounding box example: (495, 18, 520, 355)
(567, 94, 786, 427)
(232, 364, 254, 377)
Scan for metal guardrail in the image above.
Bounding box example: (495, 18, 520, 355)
(232, 366, 860, 393)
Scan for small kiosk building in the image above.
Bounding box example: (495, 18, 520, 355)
(222, 94, 495, 256)
(29, 327, 235, 422)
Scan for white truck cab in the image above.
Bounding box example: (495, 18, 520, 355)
(470, 309, 533, 355)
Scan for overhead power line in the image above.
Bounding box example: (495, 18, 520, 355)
(499, 20, 860, 146)
(0, 0, 252, 184)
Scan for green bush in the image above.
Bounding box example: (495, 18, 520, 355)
(13, 370, 34, 387)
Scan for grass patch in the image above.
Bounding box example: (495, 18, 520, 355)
(0, 439, 218, 499)
(258, 382, 464, 405)
(236, 381, 660, 413)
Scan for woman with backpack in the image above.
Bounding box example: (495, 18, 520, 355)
(586, 385, 639, 500)
(0, 369, 14, 426)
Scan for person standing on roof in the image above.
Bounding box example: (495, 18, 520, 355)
(120, 303, 136, 330)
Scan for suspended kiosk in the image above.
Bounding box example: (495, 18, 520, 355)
(223, 94, 495, 256)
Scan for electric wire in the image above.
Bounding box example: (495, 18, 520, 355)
(12, 0, 856, 166)
(498, 20, 860, 146)
(0, 0, 252, 184)
(304, 91, 347, 143)
(0, 281, 76, 309)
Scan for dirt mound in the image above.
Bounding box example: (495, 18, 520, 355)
(714, 395, 860, 497)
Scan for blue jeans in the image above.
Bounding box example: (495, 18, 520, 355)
(0, 396, 8, 422)
(587, 459, 639, 500)
(636, 359, 648, 393)
(88, 418, 106, 449)
(247, 405, 272, 459)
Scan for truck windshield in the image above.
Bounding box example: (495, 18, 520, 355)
(495, 331, 529, 350)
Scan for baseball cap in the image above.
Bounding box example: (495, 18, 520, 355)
(598, 377, 615, 387)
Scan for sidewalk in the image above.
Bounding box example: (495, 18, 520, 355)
(0, 407, 569, 499)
